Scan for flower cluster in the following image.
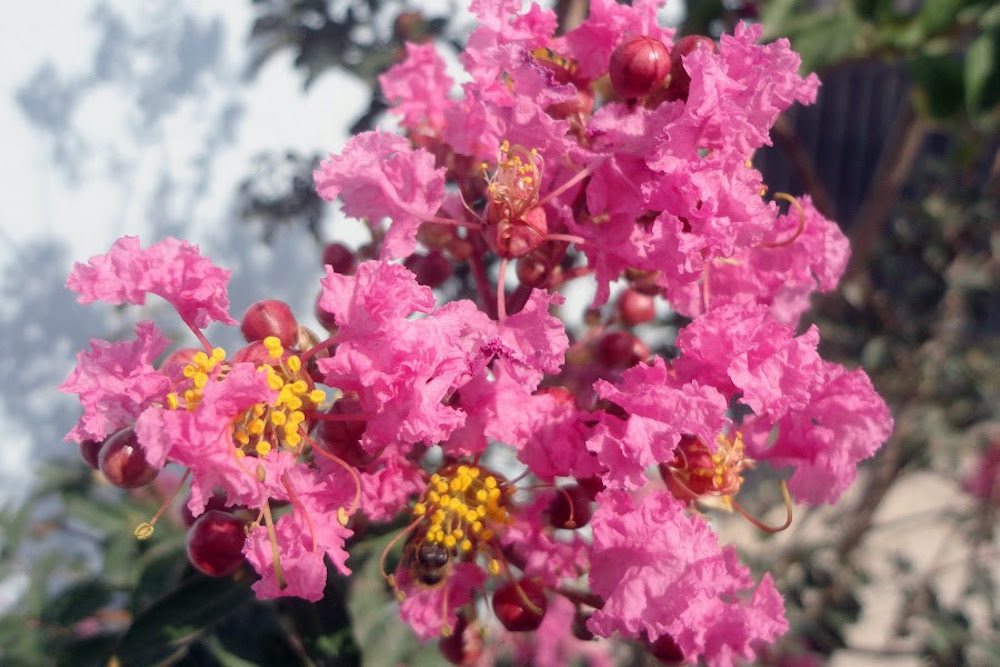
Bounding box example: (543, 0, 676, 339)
(61, 1, 893, 664)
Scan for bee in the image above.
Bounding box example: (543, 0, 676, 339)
(403, 535, 453, 588)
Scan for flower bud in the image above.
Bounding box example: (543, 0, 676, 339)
(98, 426, 158, 488)
(186, 510, 247, 577)
(645, 631, 685, 664)
(313, 397, 376, 467)
(315, 292, 338, 331)
(516, 251, 552, 288)
(79, 439, 102, 470)
(438, 613, 483, 665)
(617, 288, 656, 326)
(666, 35, 717, 103)
(492, 579, 548, 632)
(609, 36, 671, 99)
(321, 242, 357, 275)
(404, 250, 453, 288)
(241, 299, 298, 348)
(595, 331, 649, 369)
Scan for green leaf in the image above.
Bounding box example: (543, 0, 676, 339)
(55, 634, 119, 667)
(783, 12, 864, 73)
(909, 53, 966, 118)
(40, 579, 112, 626)
(113, 574, 254, 666)
(965, 29, 1000, 114)
(918, 0, 963, 35)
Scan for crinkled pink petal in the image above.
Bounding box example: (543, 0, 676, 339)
(358, 456, 425, 521)
(379, 42, 455, 135)
(397, 563, 487, 641)
(61, 320, 171, 443)
(747, 365, 893, 505)
(674, 304, 825, 419)
(589, 358, 729, 488)
(588, 490, 787, 665)
(314, 131, 446, 259)
(134, 363, 280, 508)
(66, 236, 236, 328)
(501, 494, 589, 587)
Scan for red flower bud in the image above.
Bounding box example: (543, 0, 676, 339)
(492, 579, 548, 632)
(186, 510, 247, 577)
(240, 299, 298, 348)
(617, 288, 656, 326)
(321, 242, 357, 275)
(547, 484, 594, 529)
(404, 250, 453, 288)
(609, 36, 671, 99)
(98, 426, 158, 488)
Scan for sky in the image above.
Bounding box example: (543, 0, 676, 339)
(0, 0, 372, 506)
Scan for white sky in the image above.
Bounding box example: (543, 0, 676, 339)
(0, 0, 369, 505)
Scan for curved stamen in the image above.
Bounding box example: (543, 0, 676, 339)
(731, 479, 794, 534)
(759, 193, 805, 248)
(281, 471, 317, 552)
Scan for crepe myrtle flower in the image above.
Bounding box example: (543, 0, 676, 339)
(61, 236, 363, 601)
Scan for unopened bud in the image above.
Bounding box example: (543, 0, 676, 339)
(241, 299, 298, 348)
(609, 36, 671, 99)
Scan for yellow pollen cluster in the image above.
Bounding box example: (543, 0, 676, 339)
(413, 465, 511, 555)
(231, 341, 326, 458)
(167, 347, 227, 410)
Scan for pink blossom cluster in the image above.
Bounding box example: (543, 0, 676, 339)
(60, 1, 894, 665)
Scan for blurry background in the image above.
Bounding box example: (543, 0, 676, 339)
(0, 0, 997, 665)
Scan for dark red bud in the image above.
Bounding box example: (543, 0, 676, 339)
(609, 36, 671, 99)
(98, 426, 158, 488)
(645, 631, 685, 664)
(595, 331, 649, 369)
(666, 35, 717, 102)
(321, 242, 357, 275)
(516, 251, 553, 288)
(438, 614, 484, 665)
(186, 510, 247, 577)
(492, 579, 548, 632)
(404, 250, 453, 288)
(315, 292, 338, 331)
(241, 299, 298, 348)
(79, 439, 102, 470)
(617, 289, 656, 326)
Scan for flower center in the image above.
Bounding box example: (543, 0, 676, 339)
(484, 140, 543, 226)
(665, 433, 749, 507)
(232, 337, 326, 458)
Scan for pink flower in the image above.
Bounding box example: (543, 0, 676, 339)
(245, 465, 354, 601)
(587, 358, 729, 489)
(318, 261, 487, 455)
(134, 363, 283, 511)
(313, 131, 446, 259)
(61, 320, 171, 443)
(66, 236, 236, 328)
(673, 303, 827, 420)
(358, 456, 426, 522)
(672, 196, 851, 324)
(379, 43, 455, 136)
(744, 365, 893, 505)
(588, 490, 788, 666)
(396, 563, 488, 641)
